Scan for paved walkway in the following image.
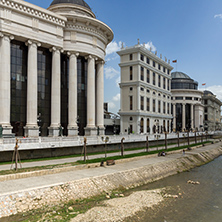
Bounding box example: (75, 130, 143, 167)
(0, 141, 220, 196)
(0, 140, 199, 171)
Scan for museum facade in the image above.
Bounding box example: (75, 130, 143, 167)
(0, 0, 113, 137)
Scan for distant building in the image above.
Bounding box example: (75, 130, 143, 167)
(171, 72, 204, 132)
(202, 90, 222, 131)
(117, 42, 173, 135)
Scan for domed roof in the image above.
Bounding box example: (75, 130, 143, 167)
(203, 90, 214, 96)
(171, 72, 191, 79)
(50, 0, 91, 10)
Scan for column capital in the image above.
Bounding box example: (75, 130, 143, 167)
(25, 40, 41, 47)
(0, 32, 14, 41)
(67, 51, 79, 57)
(49, 46, 63, 53)
(85, 55, 97, 60)
(96, 60, 105, 65)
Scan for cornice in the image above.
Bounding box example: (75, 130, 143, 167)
(0, 0, 67, 27)
(119, 111, 173, 119)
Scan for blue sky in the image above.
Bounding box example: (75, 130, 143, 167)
(28, 0, 222, 114)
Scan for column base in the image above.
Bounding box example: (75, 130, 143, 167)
(48, 127, 60, 137)
(68, 126, 79, 137)
(24, 126, 39, 137)
(84, 127, 97, 136)
(98, 127, 105, 136)
(1, 125, 13, 136)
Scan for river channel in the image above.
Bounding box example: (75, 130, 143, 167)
(126, 155, 222, 222)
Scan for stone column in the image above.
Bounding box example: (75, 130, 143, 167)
(96, 61, 105, 135)
(48, 47, 61, 137)
(67, 52, 79, 136)
(137, 85, 140, 111)
(0, 33, 14, 135)
(85, 55, 97, 136)
(24, 40, 40, 137)
(191, 104, 194, 130)
(182, 103, 186, 131)
(173, 103, 176, 132)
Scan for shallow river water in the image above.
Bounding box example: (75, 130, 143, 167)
(127, 155, 222, 222)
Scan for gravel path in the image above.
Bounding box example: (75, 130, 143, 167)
(71, 189, 164, 222)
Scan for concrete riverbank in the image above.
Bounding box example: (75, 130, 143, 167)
(0, 142, 222, 219)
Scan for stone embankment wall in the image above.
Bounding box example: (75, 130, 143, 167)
(0, 147, 222, 218)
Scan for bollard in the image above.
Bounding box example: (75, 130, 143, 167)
(146, 136, 149, 152)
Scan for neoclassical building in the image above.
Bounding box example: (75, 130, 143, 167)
(202, 90, 222, 131)
(0, 0, 113, 137)
(118, 41, 173, 135)
(171, 72, 204, 132)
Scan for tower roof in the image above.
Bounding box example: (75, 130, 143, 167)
(50, 0, 91, 10)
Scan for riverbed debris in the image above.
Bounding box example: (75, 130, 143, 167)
(187, 180, 200, 185)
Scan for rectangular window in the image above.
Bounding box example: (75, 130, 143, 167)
(167, 69, 170, 75)
(204, 107, 208, 113)
(167, 79, 170, 90)
(141, 67, 144, 81)
(153, 99, 156, 112)
(141, 54, 144, 61)
(141, 96, 144, 110)
(163, 77, 166, 89)
(176, 97, 183, 100)
(163, 102, 166, 114)
(130, 96, 133, 110)
(153, 72, 155, 85)
(167, 103, 170, 114)
(147, 57, 150, 64)
(158, 100, 161, 113)
(158, 75, 161, 87)
(204, 100, 208, 105)
(158, 64, 161, 70)
(130, 87, 133, 91)
(130, 66, 133, 80)
(205, 114, 208, 121)
(153, 61, 156, 67)
(163, 67, 166, 73)
(147, 98, 150, 111)
(130, 54, 133, 60)
(147, 69, 150, 83)
(185, 97, 192, 100)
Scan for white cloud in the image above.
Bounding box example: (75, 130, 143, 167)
(108, 102, 116, 109)
(104, 66, 119, 79)
(214, 14, 222, 19)
(115, 76, 120, 87)
(200, 85, 222, 101)
(106, 41, 123, 55)
(113, 93, 120, 102)
(143, 41, 157, 52)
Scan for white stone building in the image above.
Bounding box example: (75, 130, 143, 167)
(117, 41, 173, 135)
(0, 0, 113, 137)
(202, 90, 222, 131)
(171, 72, 204, 132)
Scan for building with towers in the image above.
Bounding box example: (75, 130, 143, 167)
(0, 0, 113, 137)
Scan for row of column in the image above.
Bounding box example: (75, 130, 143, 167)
(172, 103, 194, 132)
(0, 34, 105, 137)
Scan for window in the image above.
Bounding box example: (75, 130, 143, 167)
(129, 117, 133, 121)
(204, 100, 208, 105)
(158, 64, 161, 70)
(167, 69, 170, 75)
(158, 75, 161, 87)
(130, 96, 133, 110)
(176, 97, 183, 100)
(147, 89, 150, 93)
(146, 57, 150, 64)
(185, 97, 192, 100)
(153, 72, 155, 85)
(163, 102, 166, 114)
(147, 69, 150, 83)
(153, 61, 156, 67)
(158, 93, 161, 97)
(153, 91, 156, 95)
(129, 54, 133, 60)
(205, 114, 208, 121)
(147, 98, 150, 111)
(130, 66, 133, 80)
(158, 100, 161, 113)
(141, 96, 144, 110)
(194, 97, 199, 101)
(163, 77, 166, 89)
(153, 99, 156, 112)
(141, 67, 144, 81)
(140, 87, 144, 91)
(204, 107, 208, 113)
(167, 79, 170, 90)
(163, 67, 166, 73)
(167, 103, 170, 114)
(141, 54, 144, 61)
(130, 87, 133, 91)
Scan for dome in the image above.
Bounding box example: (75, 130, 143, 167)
(203, 90, 214, 96)
(50, 0, 91, 10)
(171, 72, 191, 79)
